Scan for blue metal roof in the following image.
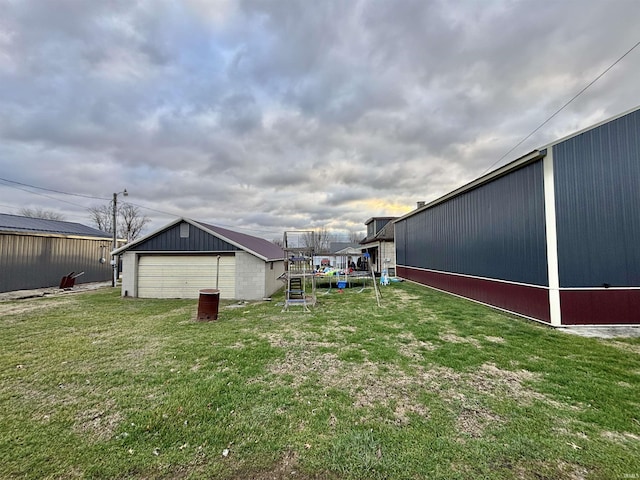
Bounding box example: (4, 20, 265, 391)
(0, 213, 111, 239)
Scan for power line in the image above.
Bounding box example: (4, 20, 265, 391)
(0, 176, 109, 200)
(0, 176, 283, 238)
(481, 39, 640, 176)
(0, 180, 89, 209)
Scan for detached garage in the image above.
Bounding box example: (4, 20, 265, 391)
(113, 218, 285, 300)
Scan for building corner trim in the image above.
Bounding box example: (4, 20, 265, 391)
(544, 147, 562, 326)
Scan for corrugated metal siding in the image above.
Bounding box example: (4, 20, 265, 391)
(131, 222, 240, 252)
(554, 109, 640, 288)
(397, 161, 548, 286)
(0, 233, 112, 292)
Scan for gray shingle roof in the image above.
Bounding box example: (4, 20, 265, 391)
(0, 213, 111, 239)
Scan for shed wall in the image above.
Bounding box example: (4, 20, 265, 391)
(265, 260, 286, 297)
(0, 233, 112, 292)
(234, 251, 266, 300)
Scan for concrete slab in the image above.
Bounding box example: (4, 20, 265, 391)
(0, 282, 112, 302)
(557, 326, 640, 339)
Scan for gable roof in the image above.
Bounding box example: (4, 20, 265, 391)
(0, 213, 111, 239)
(361, 218, 396, 244)
(328, 242, 362, 255)
(364, 216, 395, 226)
(112, 217, 284, 262)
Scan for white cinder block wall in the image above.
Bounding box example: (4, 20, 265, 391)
(120, 252, 137, 297)
(234, 251, 266, 300)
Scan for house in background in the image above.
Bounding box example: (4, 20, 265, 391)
(313, 242, 362, 270)
(112, 218, 285, 300)
(360, 217, 397, 275)
(0, 213, 112, 292)
(395, 106, 640, 326)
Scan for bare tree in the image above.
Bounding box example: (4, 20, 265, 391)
(119, 204, 150, 242)
(88, 201, 150, 242)
(302, 227, 331, 253)
(88, 204, 113, 233)
(349, 231, 365, 243)
(19, 208, 65, 221)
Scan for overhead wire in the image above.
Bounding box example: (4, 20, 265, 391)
(0, 177, 279, 237)
(0, 176, 110, 200)
(481, 39, 640, 176)
(0, 179, 91, 209)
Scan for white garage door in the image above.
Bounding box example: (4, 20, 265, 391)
(138, 255, 236, 299)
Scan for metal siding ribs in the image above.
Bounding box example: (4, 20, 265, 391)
(131, 222, 240, 252)
(554, 109, 640, 288)
(398, 160, 547, 286)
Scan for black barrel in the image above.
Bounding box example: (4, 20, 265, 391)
(197, 289, 220, 321)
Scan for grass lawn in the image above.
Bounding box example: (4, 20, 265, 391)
(1, 282, 639, 479)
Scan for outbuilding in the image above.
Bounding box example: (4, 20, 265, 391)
(113, 218, 285, 300)
(395, 106, 640, 326)
(0, 213, 112, 293)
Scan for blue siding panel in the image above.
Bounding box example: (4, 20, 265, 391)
(554, 109, 640, 287)
(397, 160, 548, 286)
(131, 222, 240, 252)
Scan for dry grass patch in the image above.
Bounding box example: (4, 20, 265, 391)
(605, 340, 640, 355)
(396, 332, 437, 360)
(456, 404, 503, 438)
(483, 335, 505, 344)
(73, 399, 122, 443)
(0, 298, 75, 317)
(439, 331, 482, 348)
(601, 430, 640, 443)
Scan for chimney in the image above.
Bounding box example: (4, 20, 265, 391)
(417, 201, 426, 209)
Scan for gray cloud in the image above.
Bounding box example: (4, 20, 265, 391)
(1, 0, 639, 239)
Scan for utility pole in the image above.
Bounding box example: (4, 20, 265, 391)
(112, 189, 128, 287)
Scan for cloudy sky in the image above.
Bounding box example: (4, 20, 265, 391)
(1, 0, 639, 241)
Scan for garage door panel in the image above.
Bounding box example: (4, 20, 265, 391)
(138, 255, 235, 299)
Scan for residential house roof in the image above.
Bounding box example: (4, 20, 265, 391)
(360, 218, 396, 244)
(0, 213, 111, 239)
(328, 242, 361, 254)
